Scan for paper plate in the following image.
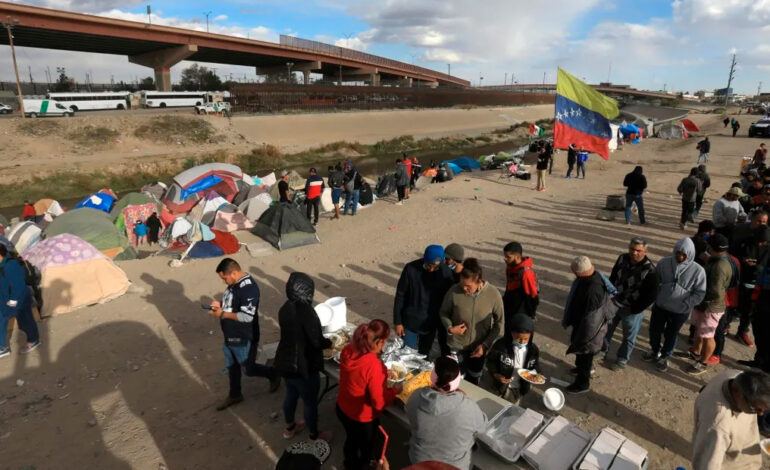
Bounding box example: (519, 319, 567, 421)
(543, 387, 565, 411)
(314, 303, 334, 327)
(761, 438, 770, 457)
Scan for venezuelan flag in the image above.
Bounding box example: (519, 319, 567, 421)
(554, 68, 619, 160)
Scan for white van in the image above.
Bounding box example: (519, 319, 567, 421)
(23, 99, 74, 118)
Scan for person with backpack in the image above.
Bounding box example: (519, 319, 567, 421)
(502, 242, 539, 323)
(731, 118, 741, 137)
(394, 159, 410, 205)
(0, 244, 40, 358)
(696, 137, 710, 164)
(343, 164, 363, 216)
(327, 164, 345, 220)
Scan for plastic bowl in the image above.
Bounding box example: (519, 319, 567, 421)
(761, 438, 770, 457)
(543, 387, 565, 411)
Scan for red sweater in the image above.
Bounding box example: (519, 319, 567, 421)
(22, 204, 36, 219)
(336, 345, 398, 423)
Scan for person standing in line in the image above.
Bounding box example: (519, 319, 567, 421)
(643, 238, 706, 373)
(393, 245, 454, 356)
(566, 143, 577, 179)
(692, 369, 769, 470)
(734, 224, 770, 348)
(394, 158, 409, 206)
(753, 143, 767, 167)
(403, 153, 413, 200)
(678, 168, 703, 230)
(545, 140, 554, 175)
(274, 272, 333, 442)
(535, 146, 548, 191)
(623, 166, 647, 226)
(209, 258, 281, 411)
(21, 201, 36, 222)
(731, 118, 741, 137)
(304, 167, 325, 227)
(562, 256, 615, 394)
(484, 314, 540, 404)
(444, 243, 465, 284)
(327, 164, 345, 220)
(695, 165, 711, 217)
(278, 170, 292, 204)
(337, 320, 401, 470)
(502, 242, 539, 322)
(0, 244, 40, 358)
(686, 234, 734, 375)
(713, 187, 747, 242)
(738, 234, 770, 372)
(602, 237, 658, 371)
(576, 147, 588, 179)
(691, 220, 716, 266)
(711, 248, 741, 365)
(439, 258, 504, 385)
(696, 136, 710, 164)
(343, 164, 363, 216)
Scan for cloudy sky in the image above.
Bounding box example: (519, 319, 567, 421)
(1, 0, 768, 93)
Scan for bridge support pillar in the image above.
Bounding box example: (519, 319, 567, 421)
(128, 44, 198, 91)
(370, 73, 381, 86)
(303, 70, 311, 85)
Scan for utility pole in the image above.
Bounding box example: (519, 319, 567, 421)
(724, 53, 737, 107)
(45, 65, 52, 88)
(758, 81, 763, 97)
(204, 11, 212, 33)
(447, 63, 450, 77)
(28, 65, 36, 94)
(504, 72, 507, 86)
(2, 16, 25, 118)
(146, 5, 152, 25)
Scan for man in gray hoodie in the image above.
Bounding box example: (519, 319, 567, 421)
(643, 238, 707, 372)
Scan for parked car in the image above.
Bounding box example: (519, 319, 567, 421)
(195, 101, 231, 115)
(749, 118, 770, 138)
(23, 99, 75, 118)
(0, 103, 12, 114)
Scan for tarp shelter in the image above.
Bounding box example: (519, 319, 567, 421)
(197, 192, 234, 226)
(34, 199, 64, 218)
(319, 188, 334, 213)
(7, 221, 42, 254)
(375, 174, 397, 197)
(620, 124, 640, 136)
(163, 163, 243, 215)
(437, 164, 455, 182)
(43, 208, 136, 260)
(210, 230, 240, 254)
(118, 203, 157, 242)
(359, 182, 374, 206)
(75, 192, 116, 213)
(110, 192, 162, 220)
(268, 170, 307, 201)
(681, 119, 700, 133)
(657, 123, 687, 140)
(259, 172, 277, 188)
(238, 198, 271, 222)
(251, 204, 319, 250)
(442, 157, 481, 172)
(234, 184, 267, 206)
(24, 234, 130, 316)
(213, 211, 255, 232)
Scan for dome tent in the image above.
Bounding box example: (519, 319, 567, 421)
(110, 192, 162, 220)
(7, 221, 42, 254)
(162, 163, 243, 215)
(251, 203, 319, 250)
(43, 208, 136, 260)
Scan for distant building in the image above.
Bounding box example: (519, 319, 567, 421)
(695, 90, 714, 98)
(714, 87, 733, 97)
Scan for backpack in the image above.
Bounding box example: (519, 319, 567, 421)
(344, 170, 357, 192)
(725, 256, 740, 291)
(328, 171, 344, 189)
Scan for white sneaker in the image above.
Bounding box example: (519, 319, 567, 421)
(395, 201, 403, 206)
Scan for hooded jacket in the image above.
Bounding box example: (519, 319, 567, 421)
(503, 257, 539, 319)
(406, 387, 487, 470)
(712, 197, 746, 228)
(562, 271, 615, 355)
(485, 331, 540, 398)
(697, 254, 733, 313)
(395, 163, 410, 187)
(678, 176, 702, 202)
(623, 167, 647, 195)
(655, 238, 707, 315)
(0, 256, 31, 317)
(336, 344, 399, 423)
(273, 273, 331, 379)
(440, 282, 504, 353)
(393, 259, 454, 332)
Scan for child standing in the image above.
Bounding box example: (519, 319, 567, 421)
(484, 314, 540, 404)
(133, 219, 148, 246)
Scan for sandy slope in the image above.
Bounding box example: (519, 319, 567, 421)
(0, 112, 769, 470)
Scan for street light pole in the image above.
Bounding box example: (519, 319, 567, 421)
(204, 11, 212, 33)
(2, 16, 24, 118)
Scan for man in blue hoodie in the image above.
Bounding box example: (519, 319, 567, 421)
(0, 245, 40, 357)
(643, 238, 707, 372)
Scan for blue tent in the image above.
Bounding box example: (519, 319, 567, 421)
(443, 157, 481, 172)
(619, 124, 640, 135)
(75, 192, 116, 213)
(443, 162, 462, 174)
(187, 242, 225, 259)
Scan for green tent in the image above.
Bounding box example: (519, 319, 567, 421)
(43, 208, 136, 260)
(110, 192, 162, 221)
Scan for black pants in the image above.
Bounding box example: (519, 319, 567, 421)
(680, 200, 695, 225)
(396, 185, 406, 201)
(649, 305, 689, 359)
(737, 286, 754, 334)
(227, 343, 277, 398)
(566, 162, 575, 177)
(460, 349, 486, 385)
(753, 307, 770, 371)
(713, 307, 733, 357)
(336, 404, 378, 470)
(306, 197, 320, 224)
(548, 156, 554, 174)
(695, 194, 704, 215)
(414, 324, 449, 357)
(574, 353, 594, 389)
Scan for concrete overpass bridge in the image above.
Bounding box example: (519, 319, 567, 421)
(0, 2, 469, 90)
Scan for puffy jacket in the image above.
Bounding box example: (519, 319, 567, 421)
(655, 238, 707, 315)
(393, 259, 454, 333)
(337, 344, 398, 423)
(273, 273, 331, 379)
(440, 282, 504, 352)
(0, 257, 30, 317)
(712, 197, 746, 229)
(562, 271, 615, 355)
(304, 174, 325, 200)
(697, 254, 732, 313)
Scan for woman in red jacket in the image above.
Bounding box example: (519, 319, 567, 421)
(336, 319, 400, 470)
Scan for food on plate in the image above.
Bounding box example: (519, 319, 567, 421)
(387, 363, 407, 381)
(518, 369, 546, 384)
(323, 330, 351, 358)
(397, 370, 433, 403)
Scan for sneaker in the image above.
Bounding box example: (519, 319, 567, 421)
(0, 347, 10, 359)
(283, 421, 306, 439)
(216, 395, 244, 411)
(686, 361, 709, 376)
(684, 348, 700, 361)
(655, 358, 669, 372)
(269, 375, 282, 394)
(706, 355, 721, 365)
(565, 383, 590, 395)
(395, 201, 403, 206)
(311, 430, 334, 443)
(610, 361, 627, 372)
(738, 332, 755, 347)
(21, 341, 40, 354)
(568, 367, 596, 376)
(642, 351, 660, 363)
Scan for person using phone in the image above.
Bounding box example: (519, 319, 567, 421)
(211, 258, 280, 411)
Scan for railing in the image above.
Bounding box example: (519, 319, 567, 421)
(279, 35, 462, 84)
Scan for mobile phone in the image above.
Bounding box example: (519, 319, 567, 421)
(201, 304, 213, 310)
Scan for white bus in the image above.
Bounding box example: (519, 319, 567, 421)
(46, 92, 130, 112)
(141, 91, 207, 108)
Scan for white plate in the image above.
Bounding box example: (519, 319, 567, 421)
(543, 387, 565, 411)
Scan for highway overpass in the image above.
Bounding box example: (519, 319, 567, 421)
(0, 2, 469, 90)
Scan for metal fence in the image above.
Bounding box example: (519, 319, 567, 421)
(230, 83, 554, 114)
(279, 35, 462, 85)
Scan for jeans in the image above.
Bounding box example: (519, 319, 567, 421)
(336, 404, 379, 470)
(0, 306, 39, 351)
(576, 162, 586, 178)
(460, 349, 485, 385)
(344, 190, 360, 215)
(404, 326, 446, 357)
(227, 342, 278, 398)
(680, 200, 696, 225)
(713, 307, 733, 357)
(649, 305, 690, 359)
(566, 162, 575, 178)
(574, 353, 594, 389)
(602, 310, 644, 363)
(697, 152, 709, 164)
(624, 194, 646, 224)
(283, 372, 321, 438)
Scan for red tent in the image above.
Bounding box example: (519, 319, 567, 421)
(681, 119, 700, 132)
(210, 230, 240, 254)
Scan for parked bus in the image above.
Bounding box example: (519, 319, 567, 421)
(46, 92, 130, 112)
(141, 91, 207, 108)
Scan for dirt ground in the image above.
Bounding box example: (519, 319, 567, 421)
(0, 105, 553, 185)
(1, 111, 769, 470)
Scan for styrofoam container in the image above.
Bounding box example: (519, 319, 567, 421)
(315, 303, 334, 331)
(523, 416, 593, 470)
(325, 297, 347, 332)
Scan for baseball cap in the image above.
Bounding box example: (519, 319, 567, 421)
(423, 245, 445, 265)
(708, 233, 729, 252)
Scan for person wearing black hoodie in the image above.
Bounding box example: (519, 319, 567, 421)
(623, 166, 647, 225)
(273, 272, 333, 442)
(484, 314, 540, 404)
(566, 144, 577, 179)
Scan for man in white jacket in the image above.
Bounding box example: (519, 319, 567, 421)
(712, 186, 746, 240)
